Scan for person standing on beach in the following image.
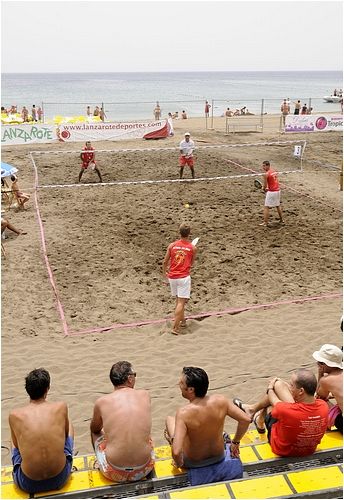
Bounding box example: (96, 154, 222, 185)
(78, 141, 103, 183)
(90, 361, 155, 483)
(294, 100, 301, 115)
(99, 107, 106, 122)
(165, 366, 251, 468)
(205, 100, 211, 118)
(37, 106, 43, 122)
(21, 106, 29, 122)
(8, 368, 74, 494)
(86, 106, 91, 117)
(162, 223, 197, 335)
(154, 102, 161, 120)
(280, 99, 290, 127)
(179, 132, 195, 179)
(93, 106, 100, 117)
(31, 105, 38, 122)
(259, 160, 283, 227)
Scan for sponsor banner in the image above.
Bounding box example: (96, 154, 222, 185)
(1, 124, 56, 145)
(285, 115, 343, 133)
(57, 120, 168, 142)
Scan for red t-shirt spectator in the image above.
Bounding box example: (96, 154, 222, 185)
(266, 169, 280, 192)
(167, 240, 194, 279)
(270, 400, 328, 456)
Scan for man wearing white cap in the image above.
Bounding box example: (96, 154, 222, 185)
(313, 344, 343, 433)
(179, 133, 195, 179)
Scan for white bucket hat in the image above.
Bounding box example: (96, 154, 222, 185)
(312, 344, 343, 369)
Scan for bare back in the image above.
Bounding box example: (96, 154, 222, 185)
(9, 401, 68, 480)
(176, 394, 229, 461)
(319, 372, 343, 411)
(93, 388, 152, 466)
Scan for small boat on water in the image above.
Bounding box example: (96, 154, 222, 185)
(323, 94, 342, 103)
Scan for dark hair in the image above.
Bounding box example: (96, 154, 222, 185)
(262, 160, 270, 167)
(25, 368, 50, 400)
(182, 366, 209, 397)
(180, 223, 191, 238)
(294, 369, 317, 396)
(110, 361, 133, 386)
(10, 175, 17, 182)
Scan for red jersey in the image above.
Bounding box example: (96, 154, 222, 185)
(266, 168, 280, 192)
(270, 400, 328, 457)
(81, 147, 95, 165)
(168, 239, 194, 279)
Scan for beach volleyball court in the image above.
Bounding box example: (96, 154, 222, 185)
(29, 142, 341, 336)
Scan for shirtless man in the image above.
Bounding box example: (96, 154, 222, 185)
(313, 344, 343, 433)
(9, 368, 74, 494)
(10, 174, 30, 209)
(78, 141, 103, 183)
(165, 366, 251, 467)
(90, 361, 155, 482)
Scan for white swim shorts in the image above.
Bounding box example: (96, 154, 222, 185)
(168, 276, 191, 299)
(265, 190, 281, 207)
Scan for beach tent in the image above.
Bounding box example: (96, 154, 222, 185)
(1, 162, 18, 178)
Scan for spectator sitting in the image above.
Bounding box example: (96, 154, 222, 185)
(233, 369, 328, 457)
(172, 111, 179, 119)
(1, 217, 27, 237)
(225, 108, 233, 117)
(11, 175, 30, 209)
(313, 344, 343, 433)
(181, 110, 188, 119)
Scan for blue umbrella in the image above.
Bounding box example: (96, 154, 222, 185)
(1, 162, 18, 178)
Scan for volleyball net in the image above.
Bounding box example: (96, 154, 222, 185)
(29, 140, 307, 189)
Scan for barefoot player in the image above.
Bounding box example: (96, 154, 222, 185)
(79, 141, 103, 183)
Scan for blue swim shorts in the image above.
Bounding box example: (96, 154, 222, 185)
(12, 436, 73, 494)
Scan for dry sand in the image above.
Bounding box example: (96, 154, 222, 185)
(1, 115, 342, 463)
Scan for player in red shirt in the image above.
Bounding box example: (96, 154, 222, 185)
(260, 160, 284, 227)
(233, 369, 328, 457)
(162, 224, 197, 335)
(78, 141, 103, 183)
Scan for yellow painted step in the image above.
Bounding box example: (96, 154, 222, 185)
(230, 474, 292, 499)
(170, 483, 230, 499)
(288, 466, 342, 494)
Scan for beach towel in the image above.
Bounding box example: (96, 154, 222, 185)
(187, 446, 243, 486)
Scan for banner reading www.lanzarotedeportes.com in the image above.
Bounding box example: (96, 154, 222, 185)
(57, 120, 169, 142)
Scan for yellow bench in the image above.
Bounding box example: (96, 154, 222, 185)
(1, 430, 342, 499)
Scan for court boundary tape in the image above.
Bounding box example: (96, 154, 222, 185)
(67, 292, 341, 337)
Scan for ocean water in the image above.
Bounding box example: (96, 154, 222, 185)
(2, 71, 342, 121)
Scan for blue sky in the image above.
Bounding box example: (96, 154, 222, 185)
(1, 1, 343, 72)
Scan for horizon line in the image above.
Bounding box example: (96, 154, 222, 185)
(2, 69, 342, 75)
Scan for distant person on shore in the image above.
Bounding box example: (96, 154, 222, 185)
(165, 366, 251, 468)
(154, 102, 161, 120)
(9, 368, 74, 494)
(37, 106, 43, 122)
(178, 132, 195, 179)
(99, 107, 106, 122)
(21, 106, 29, 122)
(93, 106, 100, 117)
(313, 344, 343, 433)
(307, 107, 313, 115)
(294, 100, 301, 115)
(301, 103, 308, 115)
(90, 361, 155, 482)
(225, 107, 233, 117)
(172, 111, 179, 119)
(181, 110, 188, 119)
(78, 141, 103, 183)
(280, 99, 290, 126)
(31, 105, 37, 122)
(205, 100, 211, 118)
(167, 112, 174, 136)
(86, 106, 91, 117)
(259, 160, 283, 227)
(10, 174, 30, 209)
(233, 369, 328, 457)
(162, 223, 197, 335)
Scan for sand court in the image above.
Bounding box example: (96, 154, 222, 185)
(1, 127, 342, 458)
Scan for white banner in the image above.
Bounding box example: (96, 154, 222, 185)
(285, 115, 343, 133)
(1, 124, 56, 145)
(57, 120, 168, 142)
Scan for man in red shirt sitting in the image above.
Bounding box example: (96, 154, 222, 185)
(78, 141, 103, 183)
(162, 224, 197, 335)
(233, 369, 328, 457)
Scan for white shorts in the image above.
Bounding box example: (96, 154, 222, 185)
(265, 191, 281, 207)
(168, 276, 191, 299)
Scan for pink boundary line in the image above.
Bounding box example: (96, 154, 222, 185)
(67, 292, 342, 337)
(29, 153, 69, 336)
